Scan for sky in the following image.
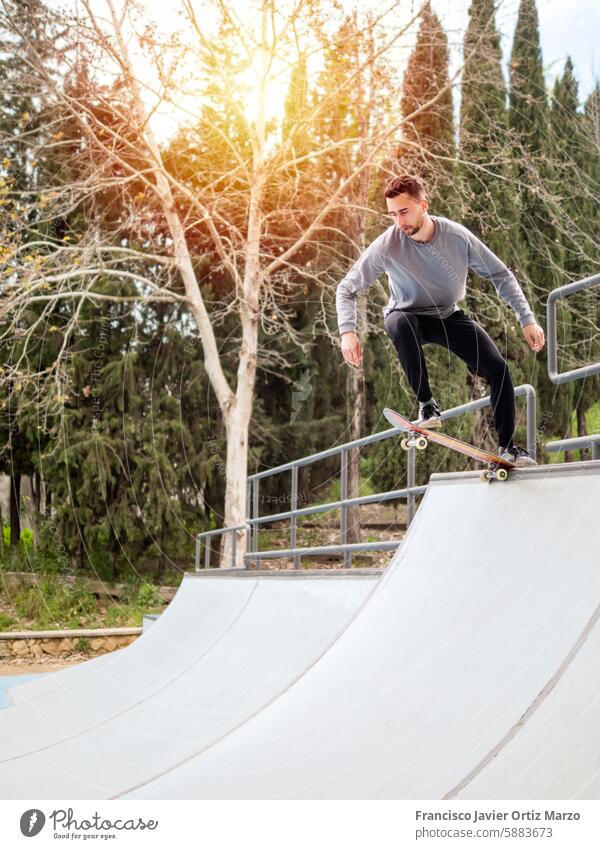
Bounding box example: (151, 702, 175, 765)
(433, 0, 599, 102)
(76, 0, 600, 140)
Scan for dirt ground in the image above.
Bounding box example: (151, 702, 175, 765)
(0, 657, 84, 676)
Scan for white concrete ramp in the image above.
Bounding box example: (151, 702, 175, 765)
(121, 462, 600, 800)
(0, 571, 378, 798)
(1, 461, 599, 800)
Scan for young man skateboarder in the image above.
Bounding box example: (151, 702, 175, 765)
(337, 174, 545, 466)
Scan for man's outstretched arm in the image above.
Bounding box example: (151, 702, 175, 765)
(465, 229, 545, 352)
(336, 239, 386, 366)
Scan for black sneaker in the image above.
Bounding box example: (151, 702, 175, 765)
(498, 445, 538, 467)
(416, 401, 442, 429)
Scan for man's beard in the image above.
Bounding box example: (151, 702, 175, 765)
(403, 211, 424, 235)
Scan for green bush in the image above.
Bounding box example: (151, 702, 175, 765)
(135, 582, 161, 608)
(0, 572, 167, 631)
(12, 577, 96, 630)
(0, 612, 16, 631)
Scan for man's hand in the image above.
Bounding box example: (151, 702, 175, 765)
(341, 331, 363, 367)
(523, 322, 545, 352)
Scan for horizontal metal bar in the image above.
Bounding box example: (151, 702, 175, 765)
(247, 486, 428, 526)
(189, 568, 384, 578)
(195, 524, 250, 572)
(195, 524, 249, 540)
(197, 385, 537, 566)
(438, 384, 534, 422)
(548, 362, 600, 385)
(249, 540, 402, 560)
(248, 427, 405, 481)
(547, 273, 600, 385)
(544, 434, 600, 452)
(249, 385, 535, 482)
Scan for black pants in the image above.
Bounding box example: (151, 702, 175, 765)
(384, 309, 515, 448)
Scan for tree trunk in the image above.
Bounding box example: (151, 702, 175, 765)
(344, 32, 375, 550)
(10, 472, 21, 561)
(345, 292, 367, 545)
(577, 404, 589, 461)
(29, 471, 40, 550)
(220, 283, 260, 567)
(0, 503, 5, 561)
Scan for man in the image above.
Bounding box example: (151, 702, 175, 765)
(336, 174, 545, 466)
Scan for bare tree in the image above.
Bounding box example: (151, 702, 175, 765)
(1, 0, 447, 566)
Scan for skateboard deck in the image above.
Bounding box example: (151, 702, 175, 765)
(383, 407, 515, 482)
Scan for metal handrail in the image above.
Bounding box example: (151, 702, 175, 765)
(193, 383, 535, 570)
(195, 523, 249, 572)
(195, 384, 537, 569)
(246, 485, 428, 526)
(547, 273, 600, 385)
(544, 435, 600, 461)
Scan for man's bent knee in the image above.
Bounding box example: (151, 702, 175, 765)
(478, 357, 512, 386)
(384, 310, 420, 341)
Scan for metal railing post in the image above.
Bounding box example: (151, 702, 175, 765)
(340, 448, 350, 568)
(525, 384, 537, 459)
(407, 446, 416, 526)
(197, 385, 539, 570)
(194, 534, 201, 572)
(252, 477, 259, 569)
(245, 479, 252, 569)
(290, 465, 300, 570)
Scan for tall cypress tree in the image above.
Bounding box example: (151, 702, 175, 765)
(581, 84, 600, 439)
(509, 0, 573, 445)
(458, 0, 530, 451)
(548, 59, 595, 454)
(0, 0, 62, 552)
(400, 1, 457, 217)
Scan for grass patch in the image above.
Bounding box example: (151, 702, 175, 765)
(571, 400, 600, 437)
(0, 575, 166, 632)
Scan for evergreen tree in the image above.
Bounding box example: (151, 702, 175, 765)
(509, 0, 573, 445)
(458, 0, 535, 451)
(371, 2, 470, 486)
(0, 0, 63, 553)
(553, 74, 600, 450)
(41, 295, 214, 578)
(399, 1, 457, 217)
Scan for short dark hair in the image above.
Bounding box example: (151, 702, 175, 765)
(384, 175, 427, 201)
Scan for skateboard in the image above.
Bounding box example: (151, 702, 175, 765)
(383, 407, 515, 483)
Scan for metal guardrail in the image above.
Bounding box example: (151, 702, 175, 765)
(196, 384, 536, 570)
(547, 273, 600, 385)
(194, 524, 248, 572)
(544, 435, 600, 461)
(545, 273, 600, 459)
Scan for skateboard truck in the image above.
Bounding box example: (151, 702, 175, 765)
(400, 432, 429, 451)
(480, 465, 509, 483)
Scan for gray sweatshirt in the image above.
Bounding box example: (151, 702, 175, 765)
(336, 216, 535, 334)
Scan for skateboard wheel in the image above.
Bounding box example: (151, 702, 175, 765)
(415, 436, 428, 450)
(495, 468, 509, 481)
(480, 470, 492, 483)
(400, 438, 411, 451)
